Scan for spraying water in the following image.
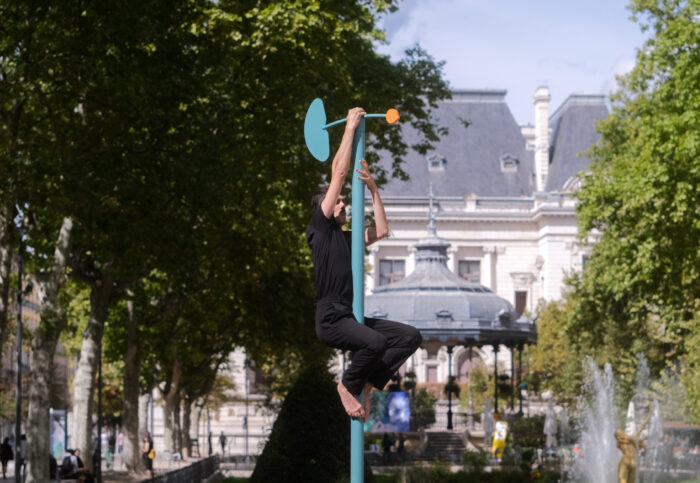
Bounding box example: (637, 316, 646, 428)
(635, 353, 650, 408)
(642, 400, 664, 482)
(544, 398, 557, 449)
(560, 408, 571, 447)
(625, 400, 637, 435)
(571, 357, 619, 483)
(570, 354, 670, 482)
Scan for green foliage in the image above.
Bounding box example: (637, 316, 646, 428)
(526, 300, 582, 405)
(251, 362, 374, 483)
(651, 362, 694, 422)
(458, 362, 510, 413)
(459, 364, 486, 411)
(462, 449, 488, 473)
(566, 0, 700, 419)
(414, 388, 437, 429)
(403, 370, 417, 393)
(681, 313, 700, 422)
(507, 414, 546, 449)
(443, 376, 460, 398)
(60, 280, 91, 359)
(0, 384, 16, 423)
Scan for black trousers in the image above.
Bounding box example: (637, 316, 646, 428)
(315, 300, 422, 395)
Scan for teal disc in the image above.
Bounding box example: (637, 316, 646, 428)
(304, 98, 330, 162)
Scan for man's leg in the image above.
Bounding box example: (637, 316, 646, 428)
(324, 316, 389, 394)
(363, 318, 422, 391)
(316, 312, 390, 418)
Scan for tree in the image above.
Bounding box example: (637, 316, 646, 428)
(566, 0, 700, 417)
(681, 314, 700, 422)
(526, 300, 582, 405)
(459, 361, 511, 415)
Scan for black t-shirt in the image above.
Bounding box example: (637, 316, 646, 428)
(306, 206, 353, 305)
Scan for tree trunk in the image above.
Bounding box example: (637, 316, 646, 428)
(163, 350, 182, 453)
(193, 403, 204, 457)
(182, 399, 193, 459)
(138, 392, 150, 439)
(71, 279, 114, 471)
(0, 203, 15, 375)
(174, 393, 182, 454)
(25, 217, 72, 483)
(122, 295, 142, 475)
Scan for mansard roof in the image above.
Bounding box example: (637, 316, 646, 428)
(377, 89, 608, 197)
(379, 89, 534, 198)
(546, 93, 608, 191)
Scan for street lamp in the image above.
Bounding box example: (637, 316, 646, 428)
(445, 346, 455, 430)
(244, 357, 250, 463)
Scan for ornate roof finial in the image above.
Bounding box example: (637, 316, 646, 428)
(428, 183, 437, 235)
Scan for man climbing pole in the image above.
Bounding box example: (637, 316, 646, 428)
(306, 107, 422, 420)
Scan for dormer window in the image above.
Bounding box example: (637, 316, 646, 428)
(436, 309, 453, 321)
(427, 154, 446, 171)
(500, 153, 518, 173)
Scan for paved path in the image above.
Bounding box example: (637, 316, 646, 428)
(2, 457, 190, 482)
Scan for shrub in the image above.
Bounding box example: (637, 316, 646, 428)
(251, 362, 374, 483)
(414, 388, 436, 429)
(507, 414, 546, 449)
(462, 449, 488, 473)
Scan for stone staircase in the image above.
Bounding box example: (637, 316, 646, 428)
(419, 431, 466, 463)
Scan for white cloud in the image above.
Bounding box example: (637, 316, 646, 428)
(375, 1, 648, 124)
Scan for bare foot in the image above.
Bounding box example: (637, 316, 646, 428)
(363, 382, 373, 422)
(337, 381, 364, 419)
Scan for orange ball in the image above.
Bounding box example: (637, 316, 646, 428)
(385, 108, 400, 124)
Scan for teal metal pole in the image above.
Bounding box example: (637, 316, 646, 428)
(350, 117, 366, 483)
(305, 99, 399, 483)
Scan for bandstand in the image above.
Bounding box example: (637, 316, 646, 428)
(365, 189, 537, 428)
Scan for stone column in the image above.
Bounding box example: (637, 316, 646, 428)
(447, 246, 458, 274)
(534, 86, 551, 191)
(482, 246, 496, 289)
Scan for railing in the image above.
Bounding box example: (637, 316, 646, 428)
(146, 455, 220, 483)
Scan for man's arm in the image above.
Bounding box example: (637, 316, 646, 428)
(320, 107, 366, 218)
(356, 159, 388, 246)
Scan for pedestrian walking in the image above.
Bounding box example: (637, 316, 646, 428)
(219, 431, 227, 456)
(0, 438, 13, 479)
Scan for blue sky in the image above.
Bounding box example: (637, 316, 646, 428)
(376, 0, 649, 125)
